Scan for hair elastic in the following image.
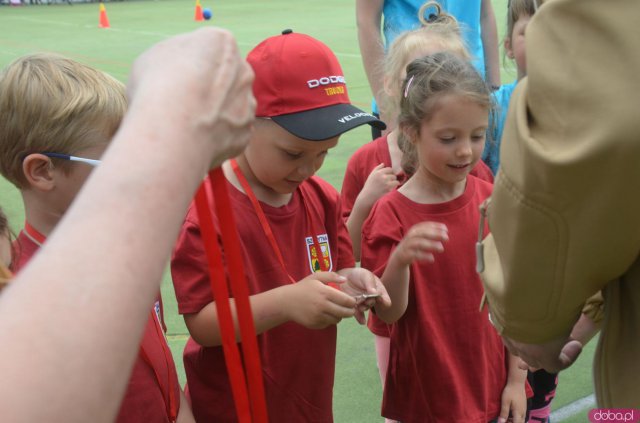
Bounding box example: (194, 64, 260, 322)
(404, 75, 415, 98)
(418, 1, 442, 26)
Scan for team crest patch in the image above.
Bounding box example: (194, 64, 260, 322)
(154, 301, 162, 323)
(306, 234, 332, 272)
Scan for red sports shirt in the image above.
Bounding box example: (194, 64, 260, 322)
(171, 175, 355, 423)
(342, 136, 494, 338)
(361, 176, 506, 423)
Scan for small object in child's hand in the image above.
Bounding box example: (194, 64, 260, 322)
(354, 293, 381, 301)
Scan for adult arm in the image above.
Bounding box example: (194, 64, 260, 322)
(0, 27, 254, 423)
(480, 0, 640, 363)
(356, 0, 385, 107)
(480, 0, 500, 87)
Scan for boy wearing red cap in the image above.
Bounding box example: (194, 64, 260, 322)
(171, 30, 390, 422)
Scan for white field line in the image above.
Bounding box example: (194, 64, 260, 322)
(551, 394, 596, 422)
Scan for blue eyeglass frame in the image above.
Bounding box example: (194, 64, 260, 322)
(41, 152, 101, 167)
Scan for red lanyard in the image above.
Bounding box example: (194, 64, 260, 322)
(230, 159, 329, 278)
(139, 306, 178, 422)
(24, 221, 46, 246)
(194, 167, 268, 423)
(24, 221, 179, 421)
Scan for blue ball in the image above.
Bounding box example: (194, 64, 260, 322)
(203, 8, 212, 20)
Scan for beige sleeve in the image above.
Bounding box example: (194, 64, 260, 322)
(480, 0, 640, 343)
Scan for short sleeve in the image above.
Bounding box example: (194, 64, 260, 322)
(170, 206, 220, 314)
(361, 198, 404, 277)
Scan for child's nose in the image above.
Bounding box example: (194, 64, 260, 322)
(297, 160, 317, 178)
(456, 140, 473, 157)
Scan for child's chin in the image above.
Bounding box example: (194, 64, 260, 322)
(279, 180, 302, 193)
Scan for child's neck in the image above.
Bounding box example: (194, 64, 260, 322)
(222, 158, 293, 208)
(21, 193, 61, 238)
(399, 168, 467, 204)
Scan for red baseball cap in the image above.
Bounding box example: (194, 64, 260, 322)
(247, 30, 386, 141)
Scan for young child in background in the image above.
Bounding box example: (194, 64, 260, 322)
(482, 0, 534, 174)
(356, 0, 500, 139)
(170, 30, 390, 423)
(0, 53, 194, 423)
(343, 3, 494, 262)
(341, 9, 494, 418)
(0, 207, 12, 291)
(362, 52, 527, 423)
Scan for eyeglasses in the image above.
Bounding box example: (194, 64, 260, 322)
(41, 152, 101, 167)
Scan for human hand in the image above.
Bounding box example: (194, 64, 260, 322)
(359, 164, 400, 207)
(392, 222, 448, 266)
(127, 27, 255, 169)
(502, 335, 583, 374)
(284, 272, 356, 329)
(497, 380, 527, 423)
(514, 357, 535, 372)
(337, 267, 391, 324)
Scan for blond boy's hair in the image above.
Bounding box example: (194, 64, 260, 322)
(0, 53, 127, 188)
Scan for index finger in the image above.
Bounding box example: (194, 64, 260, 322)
(313, 272, 348, 286)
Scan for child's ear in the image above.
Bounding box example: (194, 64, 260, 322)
(504, 37, 515, 60)
(22, 154, 56, 192)
(383, 74, 395, 98)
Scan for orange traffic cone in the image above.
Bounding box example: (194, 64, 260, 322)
(194, 0, 204, 21)
(98, 3, 110, 28)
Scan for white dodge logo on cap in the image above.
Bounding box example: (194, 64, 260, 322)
(307, 75, 346, 88)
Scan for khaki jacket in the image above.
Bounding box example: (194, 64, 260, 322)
(479, 0, 640, 407)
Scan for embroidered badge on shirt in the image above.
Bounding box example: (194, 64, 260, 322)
(306, 234, 332, 272)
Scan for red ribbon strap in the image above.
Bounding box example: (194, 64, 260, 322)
(194, 167, 268, 423)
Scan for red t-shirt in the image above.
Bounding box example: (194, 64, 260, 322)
(171, 175, 355, 423)
(361, 176, 506, 423)
(341, 135, 403, 338)
(13, 230, 180, 423)
(471, 157, 495, 183)
(342, 136, 494, 338)
(341, 135, 406, 222)
(341, 135, 494, 221)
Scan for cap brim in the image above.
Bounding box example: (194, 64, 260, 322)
(270, 103, 386, 141)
